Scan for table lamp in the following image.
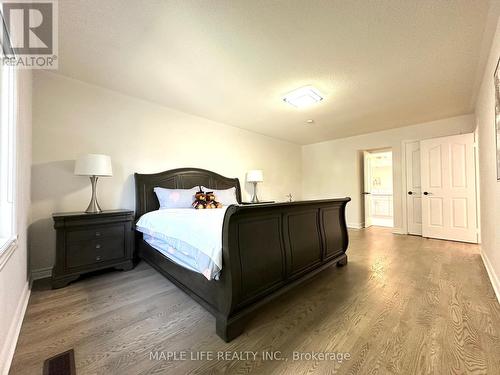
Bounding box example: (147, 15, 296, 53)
(74, 154, 112, 213)
(246, 170, 263, 203)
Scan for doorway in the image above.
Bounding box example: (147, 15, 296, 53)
(363, 149, 394, 228)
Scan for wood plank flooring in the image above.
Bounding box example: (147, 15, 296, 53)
(10, 228, 500, 374)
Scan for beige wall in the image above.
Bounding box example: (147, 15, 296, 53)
(30, 72, 302, 273)
(0, 71, 32, 375)
(475, 17, 500, 299)
(301, 115, 475, 229)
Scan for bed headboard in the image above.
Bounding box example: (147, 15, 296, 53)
(134, 167, 242, 219)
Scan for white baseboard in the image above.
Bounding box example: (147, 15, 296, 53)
(480, 248, 500, 303)
(392, 227, 406, 235)
(30, 266, 52, 281)
(347, 222, 364, 229)
(0, 281, 30, 375)
(347, 223, 406, 233)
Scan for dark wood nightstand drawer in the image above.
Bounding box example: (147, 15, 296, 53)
(66, 224, 124, 243)
(66, 237, 125, 269)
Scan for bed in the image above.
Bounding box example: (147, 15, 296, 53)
(134, 167, 350, 341)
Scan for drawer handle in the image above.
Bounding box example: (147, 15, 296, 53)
(95, 244, 101, 249)
(96, 256, 102, 261)
(95, 232, 101, 237)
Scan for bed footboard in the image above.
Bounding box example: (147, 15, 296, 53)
(216, 198, 350, 341)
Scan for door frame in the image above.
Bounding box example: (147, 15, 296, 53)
(362, 147, 394, 229)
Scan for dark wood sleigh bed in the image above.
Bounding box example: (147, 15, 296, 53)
(134, 168, 350, 342)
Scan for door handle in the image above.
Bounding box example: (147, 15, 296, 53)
(408, 191, 413, 195)
(363, 192, 371, 195)
(423, 192, 432, 195)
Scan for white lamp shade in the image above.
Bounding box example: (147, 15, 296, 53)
(74, 154, 113, 176)
(246, 170, 263, 183)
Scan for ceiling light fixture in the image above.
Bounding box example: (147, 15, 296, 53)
(283, 86, 323, 108)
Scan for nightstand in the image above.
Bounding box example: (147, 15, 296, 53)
(241, 201, 276, 205)
(51, 209, 135, 289)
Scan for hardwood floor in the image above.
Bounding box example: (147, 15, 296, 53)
(10, 228, 500, 374)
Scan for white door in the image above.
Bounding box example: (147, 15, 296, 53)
(405, 141, 422, 235)
(363, 151, 372, 228)
(420, 133, 477, 243)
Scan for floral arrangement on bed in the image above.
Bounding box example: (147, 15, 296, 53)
(192, 186, 223, 209)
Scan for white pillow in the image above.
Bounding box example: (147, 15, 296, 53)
(202, 186, 238, 206)
(154, 187, 199, 209)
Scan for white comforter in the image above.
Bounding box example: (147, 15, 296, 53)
(136, 208, 227, 279)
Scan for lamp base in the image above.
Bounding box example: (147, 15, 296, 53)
(250, 182, 260, 203)
(85, 176, 102, 213)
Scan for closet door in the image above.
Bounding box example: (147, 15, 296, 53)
(405, 141, 422, 235)
(420, 133, 477, 243)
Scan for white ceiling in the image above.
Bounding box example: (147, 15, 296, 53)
(57, 0, 499, 144)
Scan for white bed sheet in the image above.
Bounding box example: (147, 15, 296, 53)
(136, 208, 227, 280)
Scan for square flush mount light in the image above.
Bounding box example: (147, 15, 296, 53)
(283, 86, 323, 108)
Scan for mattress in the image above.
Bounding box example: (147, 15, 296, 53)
(136, 208, 227, 280)
(142, 234, 221, 280)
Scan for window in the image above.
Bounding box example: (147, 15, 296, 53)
(0, 47, 17, 255)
